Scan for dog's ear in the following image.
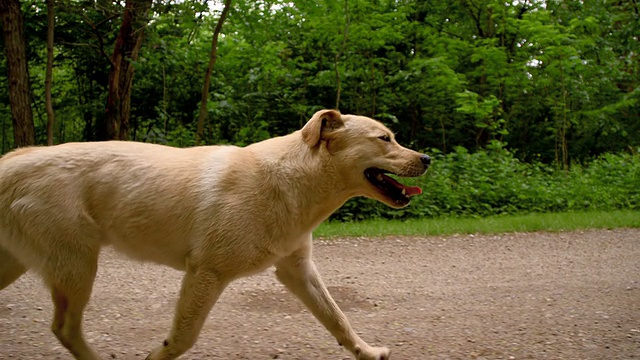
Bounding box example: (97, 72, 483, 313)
(301, 109, 344, 147)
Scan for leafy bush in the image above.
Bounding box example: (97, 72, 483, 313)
(331, 145, 640, 221)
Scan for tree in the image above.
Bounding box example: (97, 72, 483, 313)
(334, 0, 349, 110)
(196, 0, 232, 145)
(2, 0, 637, 162)
(0, 0, 35, 147)
(101, 0, 153, 141)
(45, 0, 55, 145)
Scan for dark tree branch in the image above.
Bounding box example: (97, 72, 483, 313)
(80, 12, 118, 67)
(0, 0, 36, 147)
(196, 0, 233, 145)
(45, 0, 56, 145)
(334, 0, 350, 110)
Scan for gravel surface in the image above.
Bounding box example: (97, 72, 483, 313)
(1, 228, 639, 360)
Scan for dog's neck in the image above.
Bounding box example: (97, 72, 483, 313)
(246, 131, 352, 233)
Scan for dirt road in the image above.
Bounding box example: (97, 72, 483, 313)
(1, 228, 639, 359)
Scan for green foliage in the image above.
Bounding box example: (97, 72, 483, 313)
(332, 146, 640, 221)
(455, 90, 507, 138)
(3, 0, 637, 162)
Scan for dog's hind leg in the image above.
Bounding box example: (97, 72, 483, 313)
(0, 246, 27, 290)
(46, 245, 102, 360)
(275, 241, 390, 360)
(146, 260, 229, 360)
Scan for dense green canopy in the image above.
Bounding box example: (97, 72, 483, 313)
(1, 0, 638, 165)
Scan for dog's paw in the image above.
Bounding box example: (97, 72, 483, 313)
(145, 341, 175, 360)
(355, 345, 391, 360)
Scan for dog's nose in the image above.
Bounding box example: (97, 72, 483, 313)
(420, 154, 431, 167)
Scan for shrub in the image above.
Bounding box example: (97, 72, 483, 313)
(331, 145, 640, 221)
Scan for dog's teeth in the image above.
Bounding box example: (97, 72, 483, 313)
(401, 189, 406, 195)
(376, 174, 383, 181)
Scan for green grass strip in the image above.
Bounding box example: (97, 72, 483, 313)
(314, 210, 640, 238)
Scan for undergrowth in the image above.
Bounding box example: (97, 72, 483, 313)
(332, 143, 640, 221)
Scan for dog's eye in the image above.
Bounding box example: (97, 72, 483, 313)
(378, 135, 391, 142)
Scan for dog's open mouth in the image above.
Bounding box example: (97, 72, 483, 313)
(364, 168, 422, 206)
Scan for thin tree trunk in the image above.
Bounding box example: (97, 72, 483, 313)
(0, 0, 36, 147)
(162, 65, 169, 137)
(559, 57, 569, 171)
(2, 111, 5, 153)
(102, 0, 153, 141)
(369, 55, 376, 116)
(334, 0, 349, 110)
(196, 0, 232, 145)
(439, 115, 447, 153)
(77, 74, 95, 141)
(45, 0, 55, 145)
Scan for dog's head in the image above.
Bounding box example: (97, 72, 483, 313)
(301, 109, 430, 208)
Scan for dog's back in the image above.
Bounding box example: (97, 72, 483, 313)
(0, 142, 215, 276)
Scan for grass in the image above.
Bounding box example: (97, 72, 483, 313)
(314, 210, 640, 238)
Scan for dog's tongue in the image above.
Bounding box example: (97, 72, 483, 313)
(403, 185, 422, 196)
(382, 174, 423, 197)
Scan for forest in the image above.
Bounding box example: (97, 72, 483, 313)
(1, 0, 639, 220)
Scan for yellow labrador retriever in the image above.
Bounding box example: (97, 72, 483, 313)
(0, 109, 429, 360)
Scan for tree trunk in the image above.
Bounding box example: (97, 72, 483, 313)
(101, 0, 153, 141)
(334, 0, 349, 110)
(196, 0, 232, 145)
(0, 0, 36, 147)
(45, 0, 55, 145)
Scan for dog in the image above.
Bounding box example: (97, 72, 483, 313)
(0, 109, 430, 360)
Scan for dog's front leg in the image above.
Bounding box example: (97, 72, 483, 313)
(146, 261, 229, 360)
(275, 242, 390, 360)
